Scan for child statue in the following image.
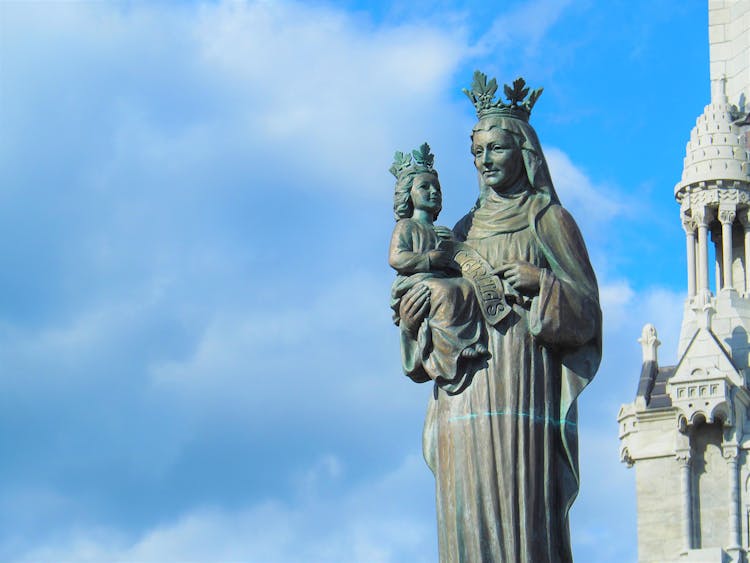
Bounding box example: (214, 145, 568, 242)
(389, 143, 486, 394)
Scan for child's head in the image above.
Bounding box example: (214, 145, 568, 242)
(390, 143, 441, 221)
(394, 171, 442, 220)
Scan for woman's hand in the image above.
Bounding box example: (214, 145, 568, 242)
(400, 284, 430, 336)
(494, 261, 542, 294)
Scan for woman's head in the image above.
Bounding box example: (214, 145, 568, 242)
(393, 170, 442, 220)
(471, 125, 525, 194)
(470, 115, 559, 204)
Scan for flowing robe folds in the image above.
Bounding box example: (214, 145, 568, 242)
(390, 218, 484, 390)
(422, 190, 601, 563)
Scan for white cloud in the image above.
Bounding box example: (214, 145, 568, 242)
(597, 280, 684, 365)
(544, 146, 624, 223)
(582, 280, 684, 426)
(0, 1, 693, 562)
(148, 271, 401, 409)
(572, 424, 637, 560)
(599, 280, 636, 327)
(2, 0, 471, 207)
(473, 0, 573, 57)
(572, 282, 685, 562)
(189, 1, 470, 198)
(14, 453, 436, 563)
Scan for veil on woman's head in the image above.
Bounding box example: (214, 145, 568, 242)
(472, 116, 560, 206)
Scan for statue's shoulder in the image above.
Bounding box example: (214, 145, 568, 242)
(393, 218, 436, 243)
(453, 212, 474, 242)
(393, 217, 417, 233)
(528, 194, 579, 233)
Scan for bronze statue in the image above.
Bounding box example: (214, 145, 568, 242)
(389, 72, 602, 562)
(389, 143, 487, 395)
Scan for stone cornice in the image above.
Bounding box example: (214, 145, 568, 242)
(678, 184, 750, 208)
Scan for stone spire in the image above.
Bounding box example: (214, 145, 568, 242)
(673, 73, 750, 358)
(675, 77, 749, 196)
(618, 3, 750, 562)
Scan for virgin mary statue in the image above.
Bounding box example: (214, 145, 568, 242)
(395, 73, 602, 562)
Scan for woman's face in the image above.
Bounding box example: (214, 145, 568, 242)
(410, 172, 441, 214)
(471, 128, 524, 193)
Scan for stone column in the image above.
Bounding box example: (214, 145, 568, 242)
(694, 208, 712, 295)
(719, 207, 736, 291)
(683, 217, 697, 298)
(676, 451, 693, 553)
(740, 210, 750, 294)
(723, 446, 741, 550)
(712, 225, 722, 291)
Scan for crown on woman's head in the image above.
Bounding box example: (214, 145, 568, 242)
(389, 142, 435, 180)
(463, 71, 543, 122)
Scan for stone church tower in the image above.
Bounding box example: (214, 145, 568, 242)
(618, 2, 750, 562)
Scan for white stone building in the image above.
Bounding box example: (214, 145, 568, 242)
(618, 2, 750, 562)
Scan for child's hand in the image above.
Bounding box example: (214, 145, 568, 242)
(433, 225, 453, 240)
(434, 226, 454, 241)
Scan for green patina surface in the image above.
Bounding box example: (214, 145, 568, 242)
(449, 410, 576, 427)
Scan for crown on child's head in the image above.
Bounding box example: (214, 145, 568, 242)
(463, 71, 543, 122)
(389, 142, 435, 181)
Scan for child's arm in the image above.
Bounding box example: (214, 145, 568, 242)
(389, 221, 432, 274)
(389, 221, 453, 274)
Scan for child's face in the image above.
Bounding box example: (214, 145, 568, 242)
(410, 173, 441, 215)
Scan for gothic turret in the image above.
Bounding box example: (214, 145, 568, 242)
(618, 2, 750, 562)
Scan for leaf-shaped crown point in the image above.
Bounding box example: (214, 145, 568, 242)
(486, 78, 498, 97)
(462, 87, 475, 103)
(505, 78, 529, 105)
(468, 71, 496, 97)
(412, 142, 434, 168)
(525, 87, 544, 111)
(465, 71, 542, 122)
(389, 150, 413, 178)
(514, 77, 526, 88)
(472, 70, 486, 91)
(389, 143, 435, 180)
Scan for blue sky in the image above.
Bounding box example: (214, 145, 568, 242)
(0, 0, 710, 561)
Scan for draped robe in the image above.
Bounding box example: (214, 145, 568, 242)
(420, 189, 601, 563)
(390, 218, 484, 388)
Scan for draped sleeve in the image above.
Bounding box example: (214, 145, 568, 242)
(389, 219, 434, 274)
(528, 205, 600, 349)
(529, 198, 602, 515)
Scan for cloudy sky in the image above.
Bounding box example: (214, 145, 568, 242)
(0, 1, 711, 561)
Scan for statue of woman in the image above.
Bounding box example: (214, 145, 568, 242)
(396, 74, 602, 562)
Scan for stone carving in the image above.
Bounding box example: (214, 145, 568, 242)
(675, 450, 692, 467)
(679, 185, 750, 211)
(690, 206, 713, 227)
(389, 71, 602, 562)
(681, 215, 697, 233)
(719, 207, 737, 224)
(621, 446, 635, 468)
(722, 445, 740, 461)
